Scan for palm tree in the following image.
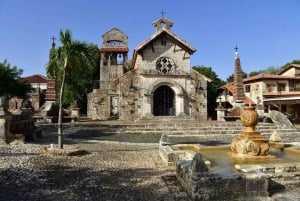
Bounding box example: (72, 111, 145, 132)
(47, 29, 98, 149)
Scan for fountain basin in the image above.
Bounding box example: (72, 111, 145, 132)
(159, 136, 300, 200)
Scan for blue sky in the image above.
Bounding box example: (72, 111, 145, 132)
(0, 0, 299, 81)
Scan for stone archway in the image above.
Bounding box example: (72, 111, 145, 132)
(153, 85, 175, 116)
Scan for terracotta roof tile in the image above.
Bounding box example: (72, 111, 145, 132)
(221, 83, 255, 105)
(243, 73, 300, 83)
(278, 63, 300, 75)
(100, 47, 129, 53)
(19, 74, 47, 83)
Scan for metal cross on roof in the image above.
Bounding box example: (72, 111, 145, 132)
(51, 36, 56, 43)
(234, 46, 239, 52)
(51, 36, 56, 48)
(160, 10, 166, 18)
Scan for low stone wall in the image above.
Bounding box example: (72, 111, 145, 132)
(176, 159, 269, 201)
(236, 162, 300, 195)
(176, 152, 300, 200)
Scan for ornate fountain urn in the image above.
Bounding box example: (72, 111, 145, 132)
(231, 106, 270, 157)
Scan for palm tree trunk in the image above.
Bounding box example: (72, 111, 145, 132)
(58, 68, 66, 149)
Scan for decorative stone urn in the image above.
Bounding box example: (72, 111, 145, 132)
(231, 106, 270, 156)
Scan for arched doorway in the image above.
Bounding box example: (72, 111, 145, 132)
(153, 85, 175, 116)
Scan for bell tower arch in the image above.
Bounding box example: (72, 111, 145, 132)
(99, 28, 129, 88)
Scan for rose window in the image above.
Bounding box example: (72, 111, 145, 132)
(156, 57, 175, 74)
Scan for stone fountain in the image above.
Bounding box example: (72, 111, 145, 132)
(159, 106, 300, 200)
(231, 106, 272, 159)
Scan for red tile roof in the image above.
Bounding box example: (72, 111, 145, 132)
(222, 83, 234, 93)
(100, 47, 129, 53)
(243, 73, 300, 83)
(278, 63, 300, 75)
(221, 83, 255, 105)
(19, 74, 47, 83)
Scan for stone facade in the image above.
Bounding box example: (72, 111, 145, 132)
(87, 17, 209, 121)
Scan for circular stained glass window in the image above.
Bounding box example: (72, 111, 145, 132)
(156, 57, 175, 74)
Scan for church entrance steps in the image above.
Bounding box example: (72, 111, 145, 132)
(59, 120, 300, 143)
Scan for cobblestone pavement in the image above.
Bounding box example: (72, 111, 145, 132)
(0, 125, 190, 201)
(2, 124, 300, 201)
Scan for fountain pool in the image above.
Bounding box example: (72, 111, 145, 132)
(174, 143, 300, 174)
(159, 107, 300, 200)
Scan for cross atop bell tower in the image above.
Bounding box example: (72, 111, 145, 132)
(152, 10, 173, 31)
(160, 10, 166, 18)
(51, 36, 56, 49)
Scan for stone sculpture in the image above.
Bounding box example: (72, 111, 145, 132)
(231, 106, 270, 157)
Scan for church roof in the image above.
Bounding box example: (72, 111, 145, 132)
(101, 28, 128, 43)
(99, 47, 129, 53)
(243, 73, 300, 83)
(134, 28, 196, 54)
(129, 16, 196, 70)
(131, 28, 196, 69)
(277, 63, 300, 75)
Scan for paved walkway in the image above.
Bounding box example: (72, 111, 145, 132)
(0, 125, 190, 201)
(1, 123, 300, 201)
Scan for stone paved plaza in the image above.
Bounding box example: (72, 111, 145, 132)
(1, 123, 300, 201)
(0, 125, 189, 201)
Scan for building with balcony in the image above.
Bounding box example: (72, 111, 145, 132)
(8, 74, 47, 113)
(218, 64, 300, 122)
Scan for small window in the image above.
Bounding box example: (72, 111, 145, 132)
(278, 83, 286, 92)
(245, 85, 251, 93)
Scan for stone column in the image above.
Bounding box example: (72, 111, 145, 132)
(143, 94, 153, 118)
(233, 50, 245, 103)
(177, 94, 185, 116)
(0, 96, 8, 142)
(216, 107, 226, 121)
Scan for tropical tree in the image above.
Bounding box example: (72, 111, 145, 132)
(56, 44, 99, 113)
(47, 29, 98, 149)
(0, 60, 32, 98)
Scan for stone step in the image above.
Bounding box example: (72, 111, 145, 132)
(59, 120, 300, 139)
(95, 129, 299, 136)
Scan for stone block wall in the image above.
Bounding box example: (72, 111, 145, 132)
(87, 89, 115, 120)
(134, 38, 191, 73)
(176, 160, 269, 201)
(119, 71, 139, 121)
(239, 162, 300, 194)
(190, 70, 208, 121)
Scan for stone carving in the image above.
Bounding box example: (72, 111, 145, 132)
(269, 131, 282, 143)
(231, 106, 270, 156)
(269, 110, 294, 129)
(189, 153, 208, 174)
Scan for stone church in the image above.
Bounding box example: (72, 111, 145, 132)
(87, 17, 210, 121)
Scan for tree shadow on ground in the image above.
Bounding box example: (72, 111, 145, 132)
(32, 125, 162, 145)
(0, 165, 173, 201)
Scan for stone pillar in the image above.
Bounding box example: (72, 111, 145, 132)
(177, 94, 185, 116)
(0, 96, 8, 142)
(143, 94, 153, 118)
(233, 50, 245, 103)
(216, 107, 226, 121)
